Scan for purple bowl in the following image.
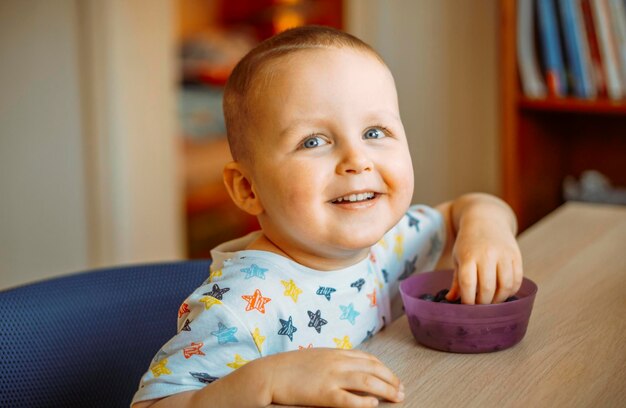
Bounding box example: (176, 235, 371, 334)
(399, 269, 538, 353)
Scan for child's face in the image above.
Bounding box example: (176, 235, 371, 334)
(245, 48, 414, 268)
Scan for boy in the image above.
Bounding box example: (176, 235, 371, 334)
(132, 26, 522, 408)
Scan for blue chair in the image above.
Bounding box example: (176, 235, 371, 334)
(0, 260, 211, 408)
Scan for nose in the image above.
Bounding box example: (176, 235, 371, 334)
(335, 144, 373, 175)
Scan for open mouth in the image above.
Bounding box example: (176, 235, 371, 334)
(331, 192, 377, 204)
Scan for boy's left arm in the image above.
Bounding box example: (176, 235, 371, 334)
(435, 193, 523, 304)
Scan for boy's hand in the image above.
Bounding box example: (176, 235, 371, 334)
(258, 348, 404, 407)
(437, 193, 523, 305)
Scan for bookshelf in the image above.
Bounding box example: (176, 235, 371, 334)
(500, 0, 626, 230)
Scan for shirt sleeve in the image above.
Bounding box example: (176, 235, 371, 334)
(131, 285, 262, 404)
(373, 204, 446, 320)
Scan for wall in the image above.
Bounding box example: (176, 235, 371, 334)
(0, 0, 184, 290)
(346, 0, 500, 206)
(0, 0, 89, 289)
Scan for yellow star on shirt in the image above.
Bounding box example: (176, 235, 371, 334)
(378, 237, 388, 249)
(227, 354, 250, 370)
(150, 358, 171, 377)
(209, 268, 222, 282)
(199, 296, 222, 310)
(333, 336, 353, 350)
(394, 233, 404, 259)
(252, 327, 266, 353)
(281, 279, 303, 302)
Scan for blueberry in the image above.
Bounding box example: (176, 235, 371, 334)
(505, 296, 519, 302)
(434, 289, 449, 302)
(419, 293, 435, 301)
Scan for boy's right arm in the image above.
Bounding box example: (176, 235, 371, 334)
(133, 348, 404, 408)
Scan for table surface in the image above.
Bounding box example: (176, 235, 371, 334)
(358, 202, 626, 407)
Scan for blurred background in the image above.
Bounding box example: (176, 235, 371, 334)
(1, 0, 624, 290)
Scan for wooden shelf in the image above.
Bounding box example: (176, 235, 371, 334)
(518, 97, 626, 115)
(500, 0, 626, 231)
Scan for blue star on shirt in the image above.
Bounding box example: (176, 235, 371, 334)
(202, 283, 230, 300)
(316, 286, 336, 301)
(181, 319, 192, 332)
(190, 372, 219, 384)
(381, 269, 389, 283)
(278, 316, 298, 341)
(428, 234, 443, 259)
(399, 255, 418, 280)
(339, 303, 360, 325)
(307, 309, 328, 334)
(211, 322, 238, 344)
(364, 326, 377, 342)
(350, 278, 365, 292)
(407, 212, 421, 232)
(240, 264, 268, 280)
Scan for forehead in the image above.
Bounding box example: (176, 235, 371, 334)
(250, 47, 399, 122)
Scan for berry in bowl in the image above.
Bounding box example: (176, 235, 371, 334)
(399, 269, 538, 353)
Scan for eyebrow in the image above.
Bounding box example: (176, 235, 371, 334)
(279, 111, 402, 138)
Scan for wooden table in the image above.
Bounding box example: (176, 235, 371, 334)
(359, 202, 626, 407)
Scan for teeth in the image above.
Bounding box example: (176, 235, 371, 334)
(333, 192, 375, 203)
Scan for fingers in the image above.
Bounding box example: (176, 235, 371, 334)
(445, 269, 460, 301)
(341, 372, 404, 405)
(327, 390, 380, 408)
(458, 262, 477, 305)
(476, 258, 497, 304)
(492, 259, 514, 303)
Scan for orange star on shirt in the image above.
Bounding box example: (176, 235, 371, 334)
(242, 289, 271, 314)
(183, 342, 205, 359)
(178, 302, 190, 318)
(367, 290, 377, 307)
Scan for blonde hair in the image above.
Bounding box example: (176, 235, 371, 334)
(223, 25, 384, 163)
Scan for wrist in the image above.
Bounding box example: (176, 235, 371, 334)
(454, 193, 517, 235)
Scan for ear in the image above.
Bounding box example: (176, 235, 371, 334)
(223, 161, 264, 216)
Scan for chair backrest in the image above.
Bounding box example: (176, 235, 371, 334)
(0, 260, 211, 408)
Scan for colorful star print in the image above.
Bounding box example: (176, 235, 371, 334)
(367, 290, 377, 307)
(316, 286, 336, 301)
(394, 234, 404, 259)
(378, 237, 388, 249)
(203, 284, 230, 300)
(178, 302, 190, 318)
(252, 327, 266, 353)
(281, 279, 303, 302)
(211, 322, 238, 344)
(399, 255, 418, 280)
(428, 233, 443, 258)
(407, 212, 421, 232)
(180, 319, 192, 332)
(369, 251, 377, 263)
(298, 343, 313, 350)
(333, 336, 353, 349)
(151, 358, 171, 377)
(307, 309, 328, 333)
(278, 316, 298, 341)
(183, 342, 205, 359)
(190, 372, 219, 384)
(227, 354, 249, 369)
(240, 264, 268, 280)
(350, 278, 365, 292)
(199, 296, 222, 310)
(242, 289, 272, 313)
(339, 303, 360, 325)
(364, 327, 377, 342)
(382, 269, 389, 283)
(209, 268, 222, 282)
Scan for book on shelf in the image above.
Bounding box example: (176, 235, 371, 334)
(518, 0, 548, 97)
(590, 0, 624, 99)
(517, 0, 626, 101)
(559, 0, 596, 98)
(537, 0, 568, 96)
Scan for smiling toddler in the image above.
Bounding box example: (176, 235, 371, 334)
(132, 26, 522, 408)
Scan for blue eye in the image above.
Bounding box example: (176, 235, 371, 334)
(301, 136, 328, 149)
(363, 128, 386, 139)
